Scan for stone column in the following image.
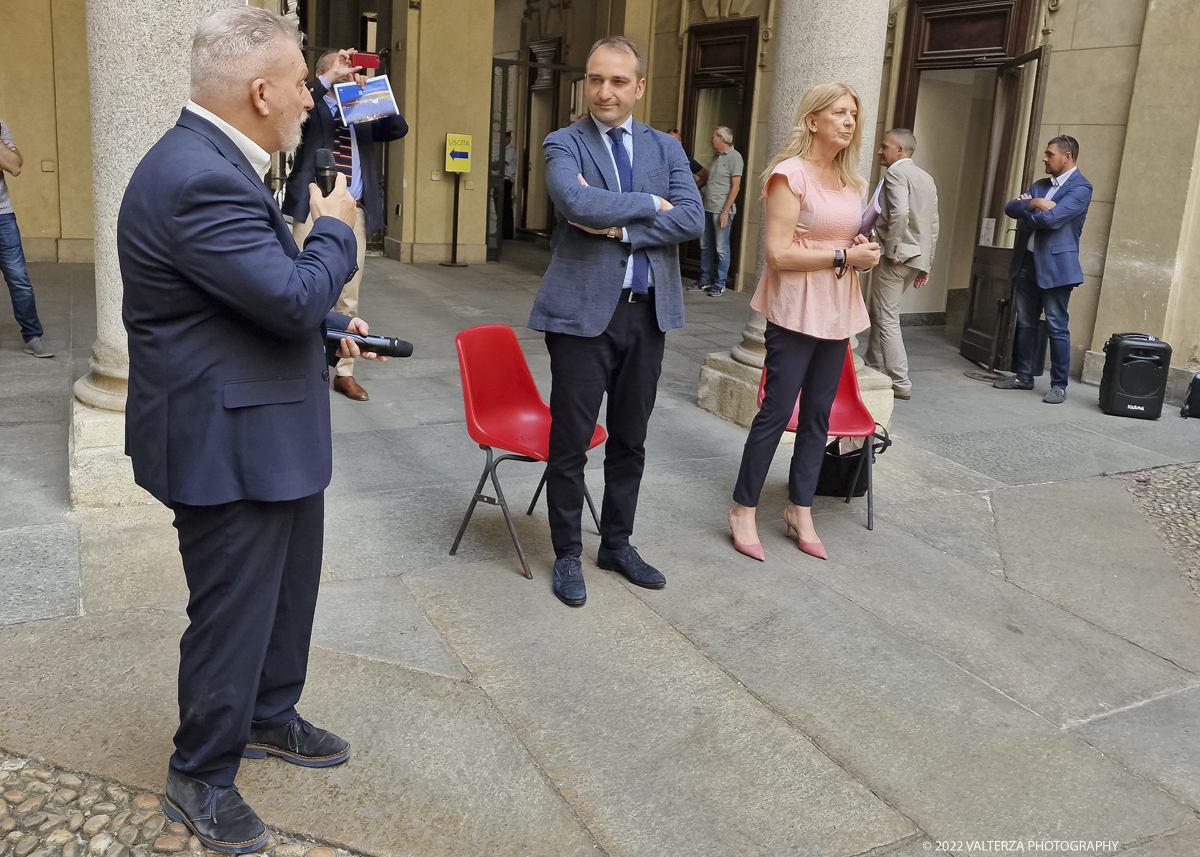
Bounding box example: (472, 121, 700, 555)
(71, 0, 235, 507)
(697, 0, 895, 430)
(1081, 0, 1200, 403)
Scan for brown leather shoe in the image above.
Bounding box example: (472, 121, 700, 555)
(333, 376, 369, 401)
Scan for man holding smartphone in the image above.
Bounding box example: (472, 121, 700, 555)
(283, 48, 408, 402)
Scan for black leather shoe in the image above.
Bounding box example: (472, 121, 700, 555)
(164, 768, 268, 855)
(243, 715, 350, 767)
(597, 545, 666, 589)
(552, 556, 587, 606)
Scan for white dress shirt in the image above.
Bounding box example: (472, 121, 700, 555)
(319, 76, 363, 202)
(590, 113, 656, 288)
(184, 101, 271, 181)
(1027, 166, 1076, 251)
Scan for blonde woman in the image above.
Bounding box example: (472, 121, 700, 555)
(728, 83, 880, 561)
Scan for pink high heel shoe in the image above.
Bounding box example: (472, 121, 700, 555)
(785, 518, 827, 560)
(729, 510, 765, 562)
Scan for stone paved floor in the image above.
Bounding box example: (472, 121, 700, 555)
(2, 244, 1200, 857)
(0, 753, 362, 857)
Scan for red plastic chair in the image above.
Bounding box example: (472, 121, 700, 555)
(449, 324, 606, 577)
(756, 343, 882, 529)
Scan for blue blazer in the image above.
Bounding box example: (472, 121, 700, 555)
(529, 118, 705, 337)
(119, 109, 358, 507)
(1004, 170, 1093, 288)
(282, 77, 409, 234)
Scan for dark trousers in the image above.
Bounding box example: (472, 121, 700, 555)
(1012, 256, 1073, 389)
(544, 296, 665, 558)
(734, 323, 846, 508)
(170, 491, 324, 786)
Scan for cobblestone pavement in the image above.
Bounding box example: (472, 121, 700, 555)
(0, 755, 359, 857)
(1127, 462, 1200, 595)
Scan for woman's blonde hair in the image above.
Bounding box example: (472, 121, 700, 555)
(761, 83, 866, 194)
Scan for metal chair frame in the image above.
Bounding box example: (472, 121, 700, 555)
(449, 445, 601, 579)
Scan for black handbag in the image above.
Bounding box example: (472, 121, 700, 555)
(815, 426, 891, 498)
(1183, 373, 1200, 418)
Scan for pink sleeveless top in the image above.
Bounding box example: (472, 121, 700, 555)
(750, 157, 870, 340)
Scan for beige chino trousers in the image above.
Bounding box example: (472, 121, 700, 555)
(865, 259, 921, 393)
(293, 207, 367, 378)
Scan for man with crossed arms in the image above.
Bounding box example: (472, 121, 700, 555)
(529, 36, 703, 607)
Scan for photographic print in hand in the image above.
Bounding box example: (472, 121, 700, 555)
(333, 76, 399, 125)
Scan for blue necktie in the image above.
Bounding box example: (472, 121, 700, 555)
(606, 127, 649, 293)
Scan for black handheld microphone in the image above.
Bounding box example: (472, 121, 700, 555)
(314, 148, 337, 197)
(326, 329, 414, 359)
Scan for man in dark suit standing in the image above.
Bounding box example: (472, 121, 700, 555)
(119, 8, 384, 852)
(283, 48, 408, 402)
(529, 36, 704, 607)
(994, 135, 1092, 404)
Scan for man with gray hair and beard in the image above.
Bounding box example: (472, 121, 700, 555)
(118, 8, 384, 851)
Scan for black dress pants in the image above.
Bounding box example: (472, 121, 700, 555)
(544, 296, 665, 558)
(734, 323, 847, 508)
(169, 491, 324, 787)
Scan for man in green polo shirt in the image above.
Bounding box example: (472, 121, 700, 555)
(691, 126, 743, 297)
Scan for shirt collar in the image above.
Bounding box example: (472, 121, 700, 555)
(1052, 166, 1077, 187)
(890, 157, 912, 168)
(591, 112, 634, 141)
(184, 101, 272, 180)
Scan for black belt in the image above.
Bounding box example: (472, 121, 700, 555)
(621, 287, 654, 303)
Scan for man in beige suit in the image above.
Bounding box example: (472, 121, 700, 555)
(866, 128, 939, 399)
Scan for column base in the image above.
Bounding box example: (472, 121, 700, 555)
(697, 349, 896, 432)
(69, 398, 155, 509)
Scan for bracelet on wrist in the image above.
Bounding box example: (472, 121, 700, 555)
(834, 248, 848, 279)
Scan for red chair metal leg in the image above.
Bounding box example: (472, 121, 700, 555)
(449, 445, 536, 579)
(526, 464, 601, 533)
(865, 438, 875, 531)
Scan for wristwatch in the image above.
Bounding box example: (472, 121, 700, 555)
(607, 227, 620, 239)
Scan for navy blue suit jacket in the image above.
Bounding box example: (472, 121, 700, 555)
(1004, 169, 1093, 288)
(119, 108, 358, 507)
(282, 78, 408, 234)
(529, 118, 704, 337)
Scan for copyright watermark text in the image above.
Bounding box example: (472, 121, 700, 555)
(923, 842, 1120, 853)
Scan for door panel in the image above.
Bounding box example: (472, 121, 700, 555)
(959, 45, 1051, 370)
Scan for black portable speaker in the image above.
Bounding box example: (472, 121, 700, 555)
(1099, 333, 1172, 420)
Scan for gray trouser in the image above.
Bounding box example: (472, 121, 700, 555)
(865, 259, 920, 392)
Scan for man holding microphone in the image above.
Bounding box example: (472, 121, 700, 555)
(119, 8, 385, 852)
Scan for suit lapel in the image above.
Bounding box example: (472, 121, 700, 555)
(576, 118, 619, 191)
(176, 109, 278, 209)
(632, 122, 655, 194)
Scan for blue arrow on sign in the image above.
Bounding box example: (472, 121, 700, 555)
(449, 149, 469, 160)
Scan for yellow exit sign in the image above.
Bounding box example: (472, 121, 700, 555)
(445, 134, 471, 172)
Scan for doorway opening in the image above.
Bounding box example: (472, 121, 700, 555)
(486, 44, 584, 261)
(891, 0, 1044, 371)
(680, 19, 758, 288)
